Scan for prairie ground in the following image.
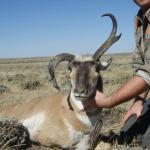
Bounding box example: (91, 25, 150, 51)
(0, 53, 145, 150)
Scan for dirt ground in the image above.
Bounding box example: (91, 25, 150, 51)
(0, 53, 145, 150)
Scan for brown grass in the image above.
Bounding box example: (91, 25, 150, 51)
(0, 53, 145, 149)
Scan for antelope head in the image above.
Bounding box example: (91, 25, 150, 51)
(49, 13, 121, 102)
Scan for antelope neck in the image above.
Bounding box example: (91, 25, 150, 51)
(69, 92, 100, 115)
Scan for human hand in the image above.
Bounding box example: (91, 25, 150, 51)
(84, 90, 109, 108)
(122, 100, 144, 124)
(95, 90, 110, 107)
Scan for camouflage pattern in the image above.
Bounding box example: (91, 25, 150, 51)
(133, 8, 150, 75)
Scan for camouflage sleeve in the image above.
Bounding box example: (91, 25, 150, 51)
(132, 11, 150, 87)
(134, 70, 150, 87)
(133, 48, 150, 87)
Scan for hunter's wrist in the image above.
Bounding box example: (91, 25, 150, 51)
(135, 96, 145, 103)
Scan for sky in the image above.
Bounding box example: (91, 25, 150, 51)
(0, 0, 139, 58)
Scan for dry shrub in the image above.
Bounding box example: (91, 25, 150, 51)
(21, 80, 41, 90)
(103, 73, 132, 86)
(0, 85, 8, 94)
(111, 140, 143, 150)
(7, 74, 25, 83)
(0, 116, 31, 150)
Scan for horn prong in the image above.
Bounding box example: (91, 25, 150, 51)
(93, 13, 121, 61)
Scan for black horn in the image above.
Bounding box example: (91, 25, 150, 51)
(93, 13, 121, 61)
(49, 53, 75, 90)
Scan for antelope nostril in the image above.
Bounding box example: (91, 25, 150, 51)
(80, 89, 86, 94)
(75, 88, 87, 94)
(74, 88, 78, 94)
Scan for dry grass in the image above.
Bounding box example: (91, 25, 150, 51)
(0, 116, 31, 150)
(0, 53, 145, 149)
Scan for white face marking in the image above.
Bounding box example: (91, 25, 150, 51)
(75, 55, 93, 62)
(21, 112, 45, 137)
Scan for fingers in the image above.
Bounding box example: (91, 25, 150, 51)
(122, 110, 132, 124)
(122, 108, 143, 124)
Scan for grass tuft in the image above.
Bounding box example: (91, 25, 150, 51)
(0, 116, 31, 150)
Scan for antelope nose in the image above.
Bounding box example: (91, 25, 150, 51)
(74, 88, 87, 94)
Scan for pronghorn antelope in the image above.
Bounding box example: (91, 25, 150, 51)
(0, 14, 121, 149)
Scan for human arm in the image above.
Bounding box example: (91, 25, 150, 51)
(95, 75, 149, 108)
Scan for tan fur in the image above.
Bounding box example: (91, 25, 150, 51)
(0, 57, 115, 149)
(0, 92, 100, 148)
(89, 67, 99, 78)
(0, 93, 69, 146)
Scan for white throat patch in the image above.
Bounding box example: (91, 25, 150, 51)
(70, 92, 101, 127)
(70, 92, 92, 126)
(70, 92, 84, 111)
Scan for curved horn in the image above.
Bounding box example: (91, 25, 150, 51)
(93, 13, 121, 61)
(49, 53, 75, 90)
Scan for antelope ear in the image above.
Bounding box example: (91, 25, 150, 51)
(99, 57, 112, 71)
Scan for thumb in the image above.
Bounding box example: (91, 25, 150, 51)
(136, 110, 142, 118)
(136, 105, 144, 119)
(122, 111, 132, 124)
